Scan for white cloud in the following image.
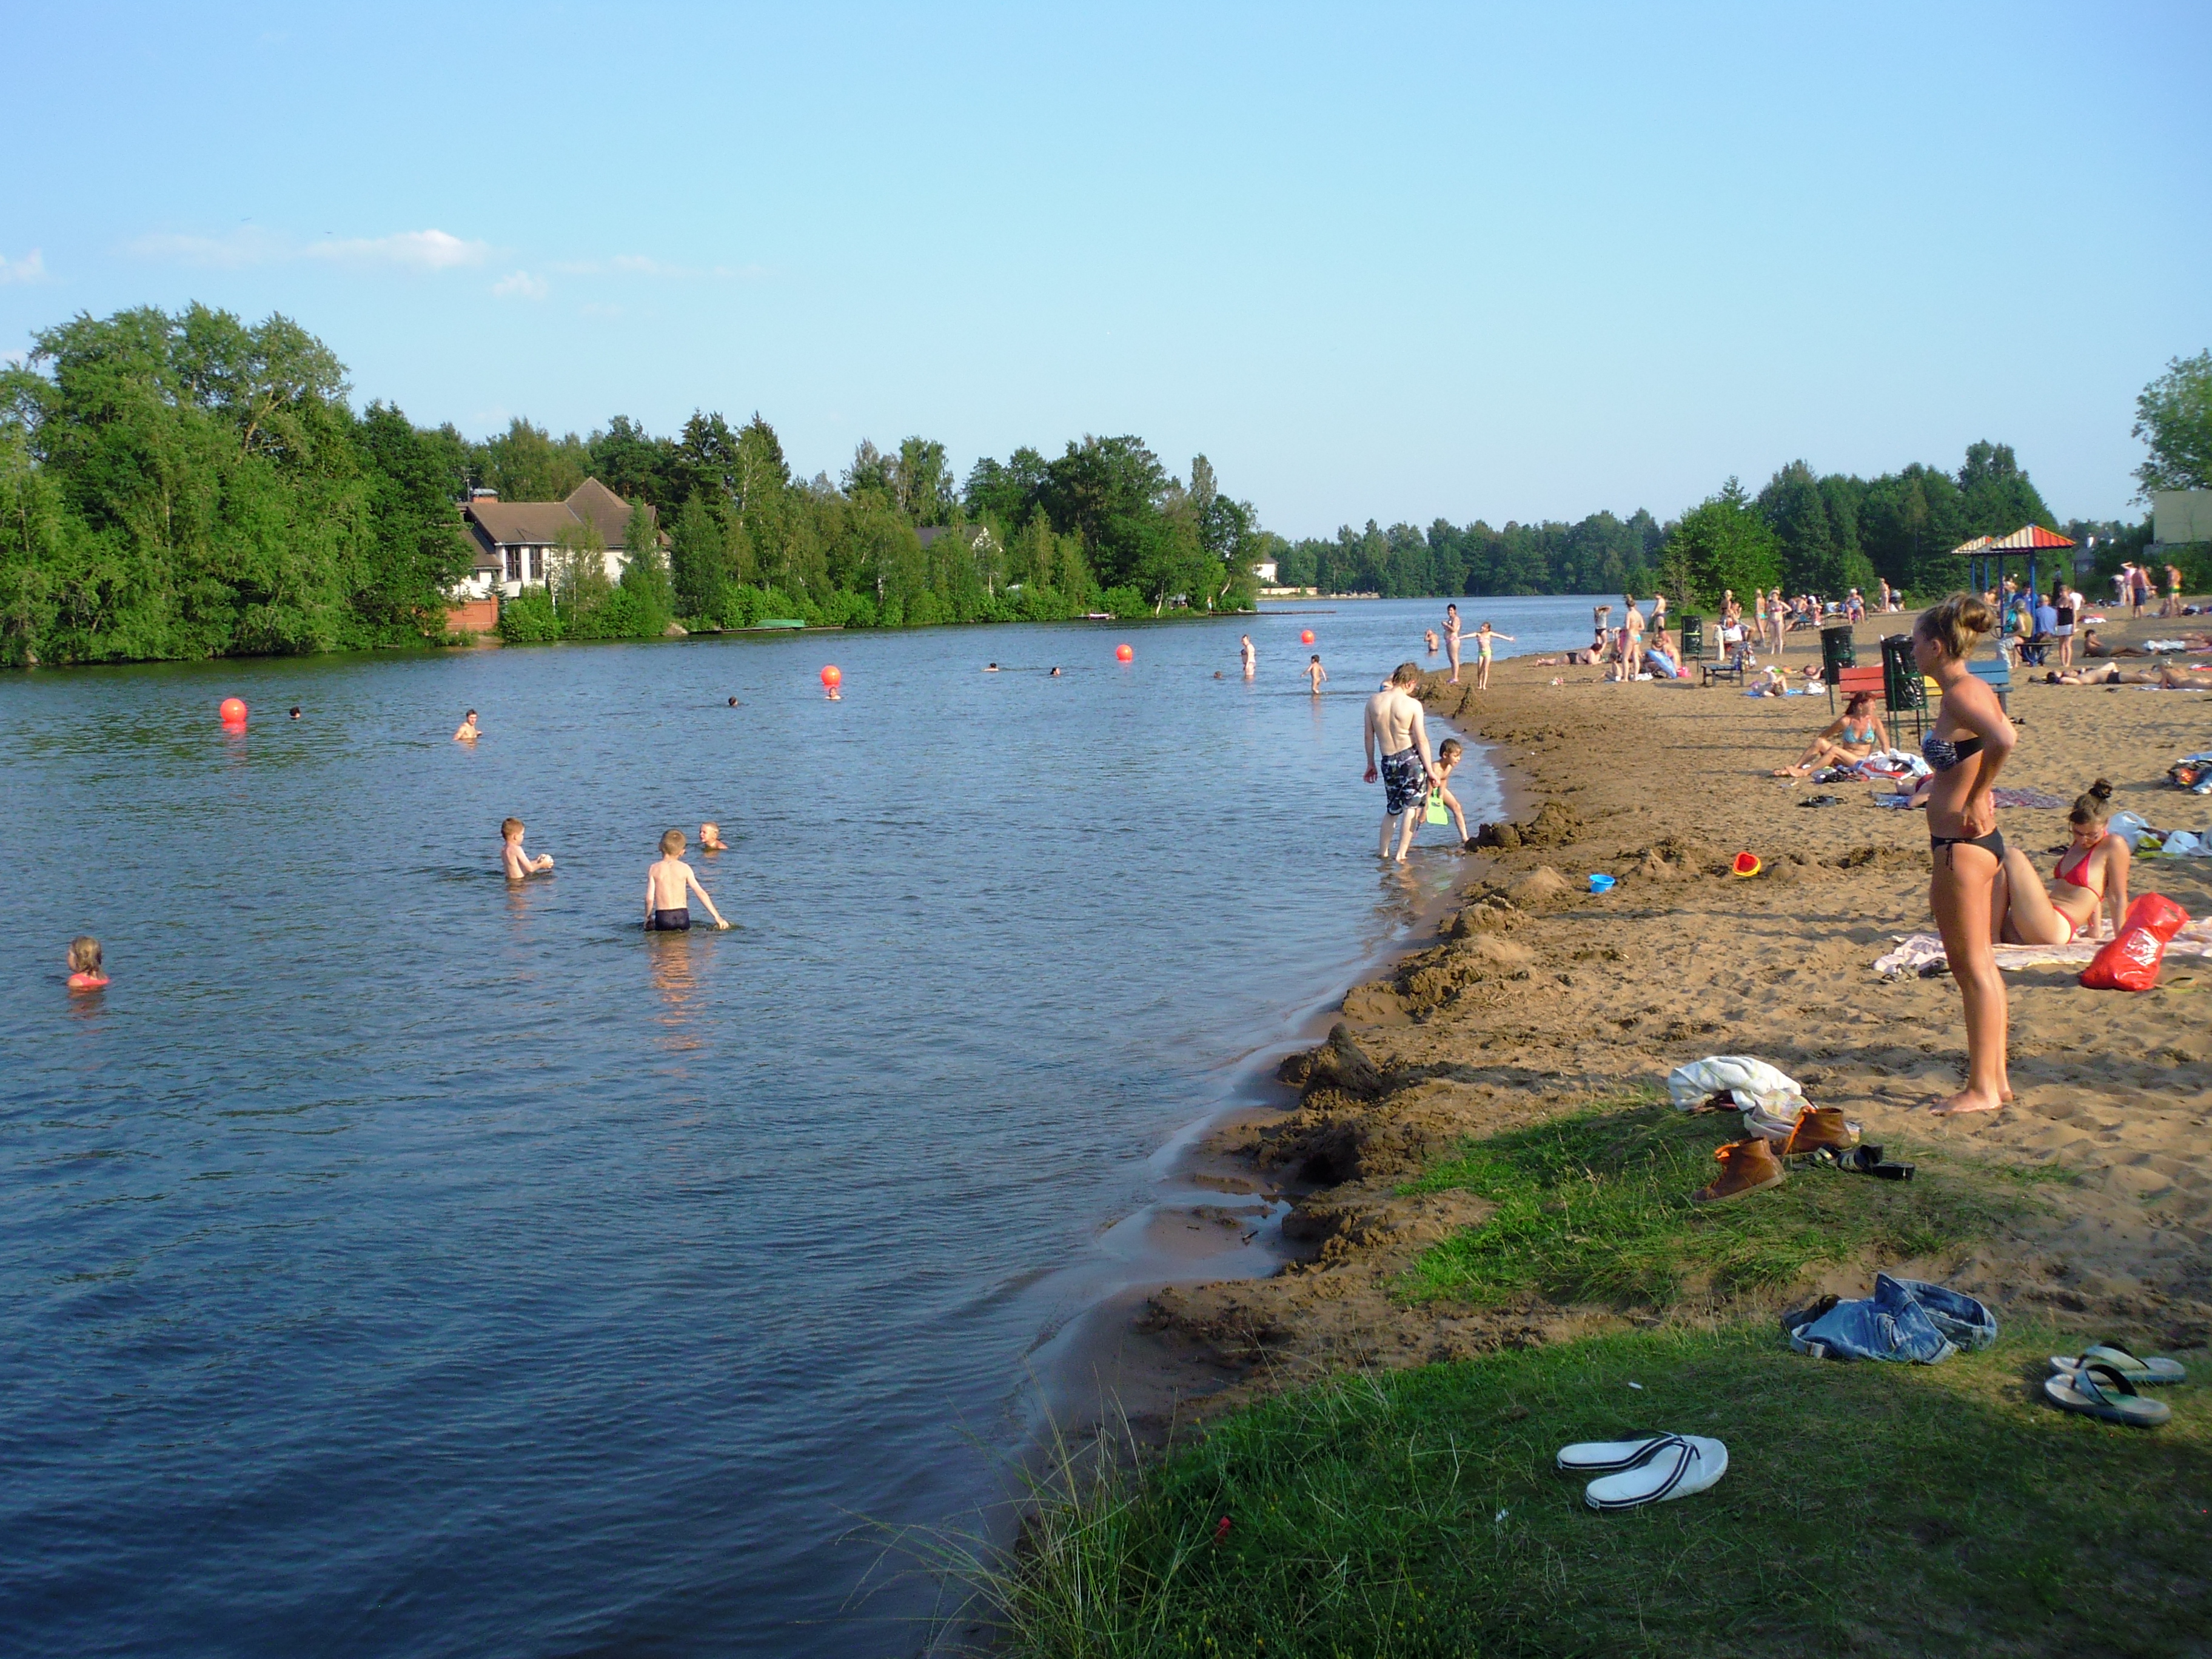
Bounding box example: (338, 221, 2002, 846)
(126, 226, 489, 272)
(304, 229, 489, 270)
(492, 270, 549, 300)
(0, 249, 48, 284)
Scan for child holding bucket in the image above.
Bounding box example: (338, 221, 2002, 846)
(1393, 739, 1472, 860)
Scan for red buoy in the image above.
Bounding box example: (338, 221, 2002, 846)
(1114, 643, 1133, 663)
(218, 697, 248, 724)
(820, 665, 842, 688)
(1300, 629, 1315, 645)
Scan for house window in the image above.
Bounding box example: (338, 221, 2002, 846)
(504, 544, 520, 582)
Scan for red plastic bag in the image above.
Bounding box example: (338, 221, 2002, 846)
(2080, 893, 2190, 991)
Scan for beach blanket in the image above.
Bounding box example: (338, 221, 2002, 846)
(1989, 788, 2070, 809)
(1873, 920, 2212, 979)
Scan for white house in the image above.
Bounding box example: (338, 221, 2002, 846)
(454, 478, 657, 600)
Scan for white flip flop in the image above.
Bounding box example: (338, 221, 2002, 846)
(1582, 1434, 1728, 1512)
(1555, 1435, 1672, 1473)
(2048, 1343, 2188, 1386)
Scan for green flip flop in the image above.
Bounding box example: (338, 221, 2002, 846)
(2044, 1360, 2172, 1427)
(2048, 1342, 2188, 1386)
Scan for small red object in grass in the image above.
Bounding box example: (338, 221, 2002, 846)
(819, 665, 841, 688)
(1300, 628, 1315, 645)
(218, 697, 247, 724)
(1115, 643, 1134, 663)
(1213, 1516, 1232, 1543)
(1731, 851, 1761, 877)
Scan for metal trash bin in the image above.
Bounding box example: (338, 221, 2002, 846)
(1820, 621, 1857, 680)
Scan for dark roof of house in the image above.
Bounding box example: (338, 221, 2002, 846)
(463, 479, 655, 552)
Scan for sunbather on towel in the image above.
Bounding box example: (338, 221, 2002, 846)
(1989, 780, 2129, 945)
(2045, 663, 2212, 688)
(1771, 691, 1888, 777)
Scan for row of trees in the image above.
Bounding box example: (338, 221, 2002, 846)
(0, 304, 1262, 666)
(1283, 441, 2084, 608)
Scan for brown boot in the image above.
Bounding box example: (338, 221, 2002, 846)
(1780, 1106, 1862, 1162)
(1692, 1137, 1786, 1204)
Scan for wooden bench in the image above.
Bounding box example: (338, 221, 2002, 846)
(1826, 662, 1885, 714)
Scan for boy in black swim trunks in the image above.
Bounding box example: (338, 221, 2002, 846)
(644, 829, 731, 931)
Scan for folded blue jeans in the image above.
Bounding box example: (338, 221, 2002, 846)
(1787, 1275, 1998, 1364)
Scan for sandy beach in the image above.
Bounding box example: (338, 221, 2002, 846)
(1141, 609, 2212, 1395)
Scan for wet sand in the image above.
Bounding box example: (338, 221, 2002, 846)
(1135, 609, 2212, 1399)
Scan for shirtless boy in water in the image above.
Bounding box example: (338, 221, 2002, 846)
(1363, 662, 1436, 862)
(501, 817, 554, 879)
(644, 829, 730, 931)
(1304, 654, 1327, 693)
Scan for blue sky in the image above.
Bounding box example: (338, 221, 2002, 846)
(3, 2, 2204, 532)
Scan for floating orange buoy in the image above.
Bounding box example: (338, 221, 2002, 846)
(1115, 643, 1133, 663)
(1300, 629, 1315, 645)
(820, 665, 842, 688)
(1732, 851, 1762, 877)
(218, 697, 247, 724)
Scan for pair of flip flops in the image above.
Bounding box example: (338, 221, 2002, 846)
(1555, 1433, 1728, 1511)
(1808, 1143, 1916, 1180)
(2045, 1343, 2187, 1427)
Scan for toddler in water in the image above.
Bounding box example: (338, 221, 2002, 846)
(501, 817, 554, 879)
(1305, 654, 1327, 693)
(699, 821, 727, 852)
(645, 829, 731, 931)
(67, 936, 108, 992)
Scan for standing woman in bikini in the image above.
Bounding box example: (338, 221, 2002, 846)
(1444, 603, 1464, 684)
(1912, 593, 2015, 1114)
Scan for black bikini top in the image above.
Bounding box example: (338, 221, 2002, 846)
(1922, 732, 1983, 774)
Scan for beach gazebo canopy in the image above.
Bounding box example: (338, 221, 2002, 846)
(1956, 524, 2074, 600)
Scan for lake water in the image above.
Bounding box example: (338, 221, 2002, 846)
(0, 594, 1611, 1657)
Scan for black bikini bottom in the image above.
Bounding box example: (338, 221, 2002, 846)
(1929, 830, 2005, 867)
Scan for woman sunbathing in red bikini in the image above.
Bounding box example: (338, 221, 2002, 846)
(1989, 779, 2131, 946)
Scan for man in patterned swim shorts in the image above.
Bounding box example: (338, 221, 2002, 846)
(1362, 660, 1438, 863)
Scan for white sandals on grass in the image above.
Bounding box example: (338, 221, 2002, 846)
(1555, 1432, 1729, 1510)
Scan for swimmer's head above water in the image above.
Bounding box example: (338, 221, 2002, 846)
(67, 936, 106, 991)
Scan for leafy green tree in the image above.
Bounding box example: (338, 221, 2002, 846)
(2133, 351, 2212, 495)
(352, 401, 472, 640)
(614, 500, 673, 635)
(668, 492, 728, 622)
(1663, 479, 1783, 606)
(480, 417, 589, 501)
(1956, 441, 2051, 536)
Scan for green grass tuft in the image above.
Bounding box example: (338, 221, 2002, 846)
(1396, 1104, 2019, 1307)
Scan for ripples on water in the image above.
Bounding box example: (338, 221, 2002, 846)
(0, 596, 1608, 1656)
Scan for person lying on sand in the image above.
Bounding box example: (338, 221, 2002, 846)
(2045, 663, 2212, 688)
(1772, 692, 1888, 776)
(1751, 666, 1791, 695)
(1989, 780, 2129, 945)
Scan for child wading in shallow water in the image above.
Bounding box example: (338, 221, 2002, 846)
(1394, 739, 1472, 859)
(644, 829, 731, 931)
(67, 936, 107, 991)
(501, 817, 554, 879)
(1304, 654, 1327, 693)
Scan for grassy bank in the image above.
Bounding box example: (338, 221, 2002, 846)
(963, 1324, 2208, 1657)
(951, 1109, 2207, 1656)
(1395, 1101, 2026, 1309)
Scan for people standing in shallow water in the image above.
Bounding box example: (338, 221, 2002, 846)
(1364, 661, 1436, 862)
(645, 829, 730, 931)
(66, 936, 107, 992)
(1424, 628, 1439, 655)
(1912, 593, 2015, 1115)
(501, 817, 554, 879)
(1393, 737, 1471, 860)
(1239, 634, 1255, 678)
(453, 710, 480, 742)
(1304, 654, 1327, 694)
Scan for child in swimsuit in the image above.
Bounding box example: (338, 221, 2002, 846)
(67, 936, 108, 992)
(699, 822, 727, 853)
(501, 817, 554, 879)
(1474, 623, 1513, 690)
(1305, 655, 1326, 693)
(645, 829, 731, 931)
